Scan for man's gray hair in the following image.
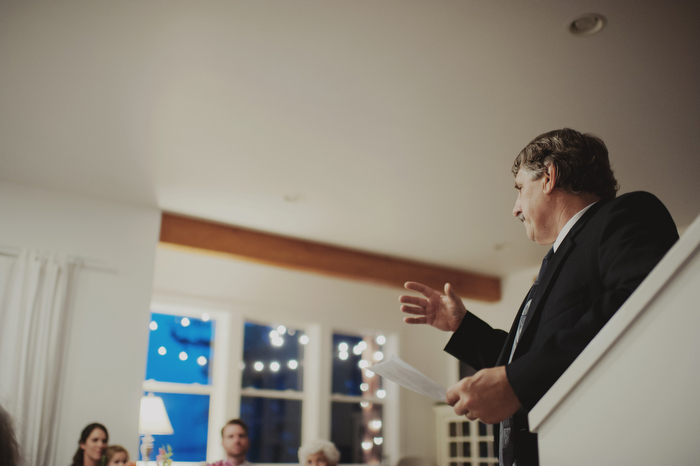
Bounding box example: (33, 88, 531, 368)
(298, 439, 340, 466)
(512, 128, 619, 200)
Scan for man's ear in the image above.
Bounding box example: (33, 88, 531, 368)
(543, 163, 557, 194)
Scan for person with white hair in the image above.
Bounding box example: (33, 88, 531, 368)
(297, 440, 340, 466)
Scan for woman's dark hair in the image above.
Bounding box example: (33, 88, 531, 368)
(0, 405, 22, 466)
(70, 423, 108, 466)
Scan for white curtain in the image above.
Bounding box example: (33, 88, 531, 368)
(0, 249, 75, 466)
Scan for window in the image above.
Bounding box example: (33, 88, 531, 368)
(141, 309, 219, 463)
(239, 321, 306, 462)
(331, 332, 386, 464)
(141, 303, 396, 465)
(436, 405, 497, 466)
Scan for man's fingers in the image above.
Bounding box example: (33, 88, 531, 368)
(445, 283, 461, 302)
(403, 316, 428, 325)
(453, 400, 469, 416)
(404, 281, 435, 296)
(446, 385, 460, 406)
(399, 295, 428, 307)
(400, 304, 428, 316)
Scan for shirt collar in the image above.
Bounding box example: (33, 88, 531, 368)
(553, 201, 598, 253)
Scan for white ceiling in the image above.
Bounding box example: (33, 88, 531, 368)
(1, 0, 699, 277)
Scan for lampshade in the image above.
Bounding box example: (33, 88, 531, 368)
(138, 393, 174, 435)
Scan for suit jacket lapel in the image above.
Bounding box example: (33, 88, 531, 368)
(515, 199, 608, 350)
(496, 294, 531, 364)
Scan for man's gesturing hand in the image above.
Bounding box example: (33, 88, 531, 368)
(399, 282, 467, 332)
(446, 366, 522, 424)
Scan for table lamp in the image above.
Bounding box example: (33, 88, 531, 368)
(138, 392, 174, 463)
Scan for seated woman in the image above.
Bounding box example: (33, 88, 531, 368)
(298, 440, 340, 466)
(69, 423, 108, 466)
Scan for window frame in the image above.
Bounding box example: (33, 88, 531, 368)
(238, 318, 308, 463)
(329, 330, 393, 464)
(145, 302, 231, 463)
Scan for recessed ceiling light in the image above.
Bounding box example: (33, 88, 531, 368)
(568, 13, 606, 37)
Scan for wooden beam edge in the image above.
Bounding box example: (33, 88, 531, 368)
(159, 212, 501, 302)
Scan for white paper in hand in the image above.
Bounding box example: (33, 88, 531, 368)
(370, 355, 447, 402)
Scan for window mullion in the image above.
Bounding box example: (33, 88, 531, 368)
(301, 323, 329, 444)
(142, 380, 213, 395)
(240, 387, 304, 400)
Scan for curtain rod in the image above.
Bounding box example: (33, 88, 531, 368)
(0, 246, 118, 275)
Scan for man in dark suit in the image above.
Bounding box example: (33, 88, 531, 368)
(400, 128, 678, 466)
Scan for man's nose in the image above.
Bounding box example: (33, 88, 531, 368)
(513, 201, 521, 218)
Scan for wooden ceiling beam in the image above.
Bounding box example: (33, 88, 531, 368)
(159, 212, 501, 302)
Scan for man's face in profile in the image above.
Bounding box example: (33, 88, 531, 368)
(222, 424, 250, 458)
(513, 167, 553, 245)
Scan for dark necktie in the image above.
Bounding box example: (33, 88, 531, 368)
(500, 248, 554, 466)
(508, 248, 554, 362)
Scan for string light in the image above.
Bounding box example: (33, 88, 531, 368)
(271, 336, 285, 347)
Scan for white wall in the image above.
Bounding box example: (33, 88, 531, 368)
(0, 181, 161, 463)
(152, 244, 536, 461)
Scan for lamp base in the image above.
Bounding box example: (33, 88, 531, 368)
(140, 433, 154, 463)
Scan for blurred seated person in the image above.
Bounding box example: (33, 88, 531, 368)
(70, 423, 108, 466)
(206, 419, 250, 466)
(298, 440, 340, 466)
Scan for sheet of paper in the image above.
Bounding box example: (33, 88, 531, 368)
(370, 355, 447, 402)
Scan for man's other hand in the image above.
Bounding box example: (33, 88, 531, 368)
(446, 366, 522, 424)
(399, 282, 467, 332)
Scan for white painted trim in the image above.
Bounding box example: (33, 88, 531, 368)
(240, 387, 305, 400)
(302, 323, 324, 443)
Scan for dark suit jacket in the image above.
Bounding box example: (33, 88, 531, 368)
(444, 191, 678, 465)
